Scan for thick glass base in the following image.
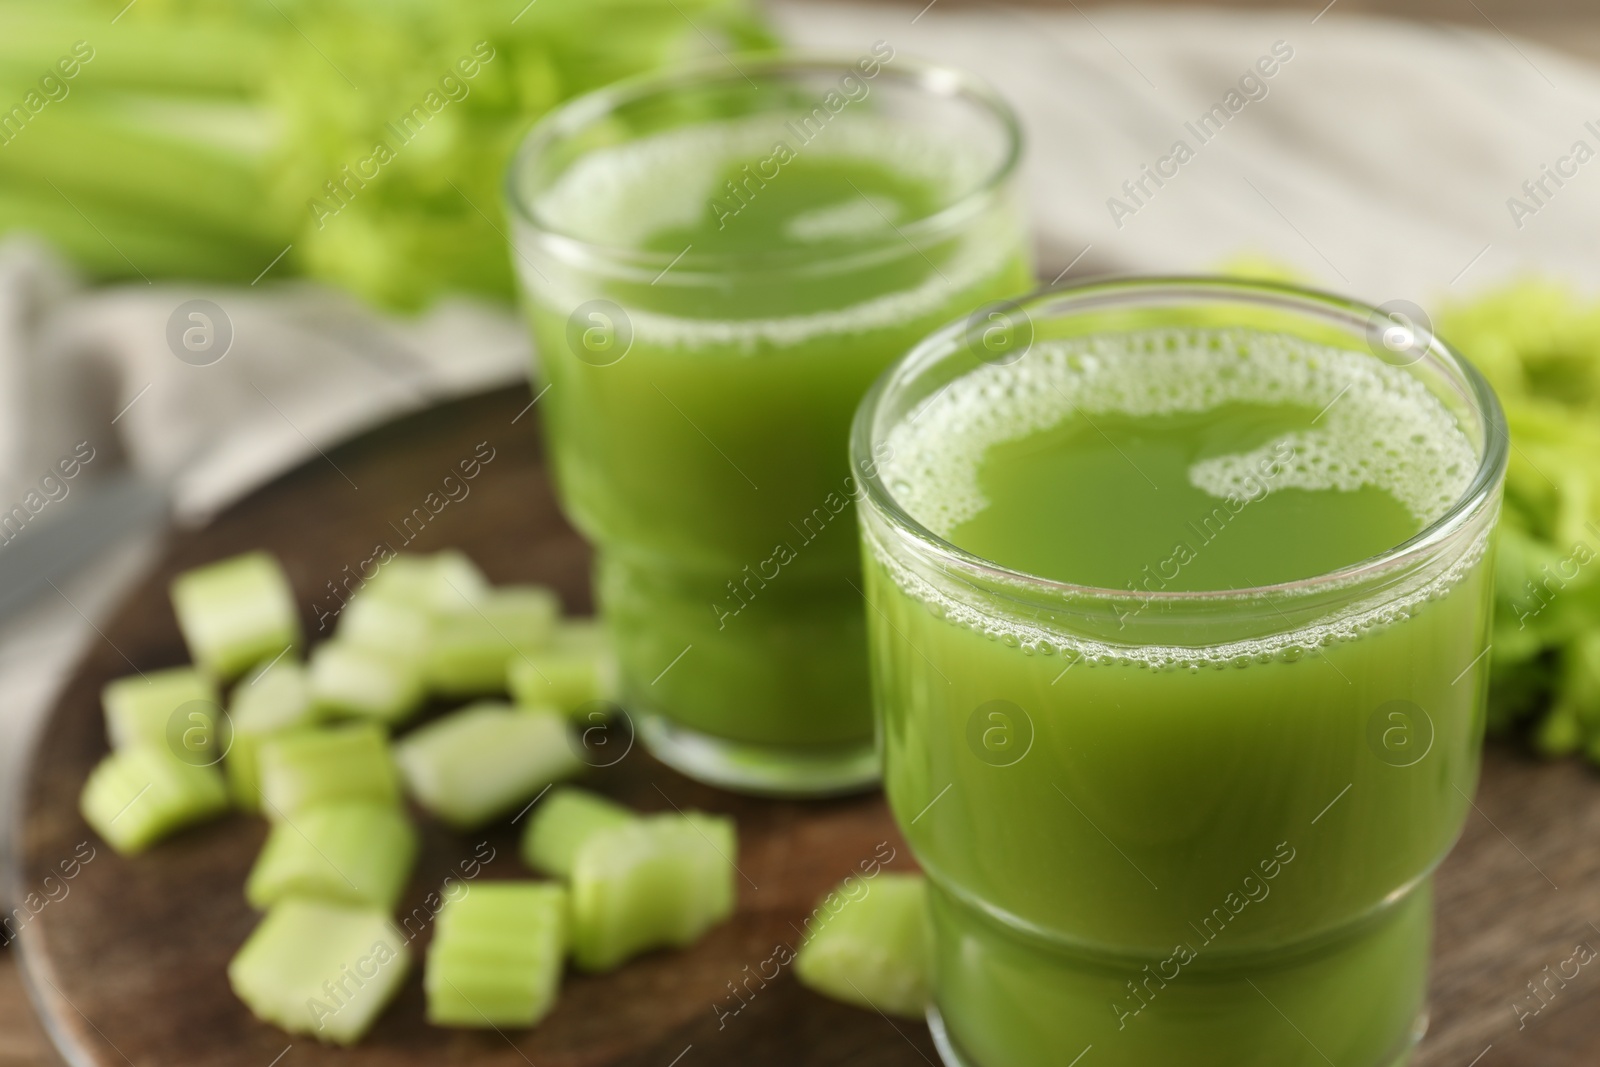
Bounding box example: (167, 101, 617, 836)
(923, 879, 1433, 1067)
(927, 1005, 1427, 1067)
(638, 711, 880, 797)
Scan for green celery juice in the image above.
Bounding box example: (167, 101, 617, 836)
(861, 325, 1500, 1065)
(513, 79, 1030, 787)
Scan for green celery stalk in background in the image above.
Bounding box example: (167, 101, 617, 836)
(1436, 281, 1600, 755)
(1224, 259, 1600, 760)
(0, 0, 776, 308)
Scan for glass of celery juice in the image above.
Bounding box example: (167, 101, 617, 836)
(853, 279, 1507, 1066)
(505, 55, 1030, 794)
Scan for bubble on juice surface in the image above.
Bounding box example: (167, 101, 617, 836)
(864, 327, 1491, 671)
(535, 112, 988, 247)
(880, 328, 1478, 538)
(865, 526, 1490, 673)
(524, 113, 1016, 351)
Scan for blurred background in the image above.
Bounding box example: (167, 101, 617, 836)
(3, 0, 1600, 1062)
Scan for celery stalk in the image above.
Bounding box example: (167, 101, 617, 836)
(1, 99, 287, 246)
(0, 3, 273, 95)
(228, 897, 410, 1045)
(506, 622, 615, 716)
(80, 747, 230, 854)
(256, 724, 399, 820)
(308, 642, 424, 726)
(569, 812, 738, 972)
(794, 873, 930, 1019)
(363, 551, 488, 614)
(426, 587, 560, 697)
(425, 882, 567, 1028)
(336, 592, 433, 661)
(0, 0, 777, 308)
(520, 786, 636, 879)
(393, 703, 580, 828)
(101, 666, 218, 753)
(227, 658, 319, 811)
(0, 183, 272, 281)
(246, 802, 418, 912)
(170, 551, 300, 681)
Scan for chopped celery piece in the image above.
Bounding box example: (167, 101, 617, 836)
(794, 873, 931, 1019)
(80, 747, 229, 855)
(506, 623, 616, 715)
(170, 551, 299, 680)
(228, 897, 410, 1046)
(394, 704, 580, 828)
(227, 659, 319, 811)
(425, 882, 567, 1028)
(569, 812, 738, 972)
(520, 787, 637, 879)
(364, 551, 489, 614)
(101, 666, 219, 753)
(426, 587, 561, 697)
(256, 724, 399, 821)
(246, 803, 418, 912)
(336, 592, 434, 660)
(308, 642, 424, 725)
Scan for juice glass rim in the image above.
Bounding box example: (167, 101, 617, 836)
(850, 275, 1510, 606)
(502, 52, 1025, 278)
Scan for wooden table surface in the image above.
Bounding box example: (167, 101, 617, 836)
(7, 385, 1600, 1067)
(6, 2, 1600, 1063)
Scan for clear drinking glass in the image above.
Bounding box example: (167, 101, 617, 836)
(505, 53, 1030, 795)
(851, 278, 1508, 1065)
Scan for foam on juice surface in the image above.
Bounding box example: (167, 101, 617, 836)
(524, 113, 1013, 350)
(534, 113, 988, 246)
(884, 329, 1477, 535)
(871, 328, 1488, 666)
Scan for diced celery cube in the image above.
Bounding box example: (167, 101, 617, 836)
(257, 724, 399, 821)
(364, 550, 489, 614)
(246, 803, 418, 912)
(569, 812, 738, 972)
(335, 592, 434, 660)
(506, 623, 615, 716)
(308, 642, 425, 726)
(227, 659, 320, 811)
(394, 704, 580, 828)
(425, 882, 567, 1027)
(80, 747, 230, 855)
(101, 667, 219, 753)
(520, 787, 637, 879)
(426, 587, 560, 697)
(170, 551, 300, 680)
(228, 897, 410, 1045)
(794, 873, 930, 1019)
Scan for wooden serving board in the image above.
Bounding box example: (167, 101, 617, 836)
(13, 387, 1600, 1067)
